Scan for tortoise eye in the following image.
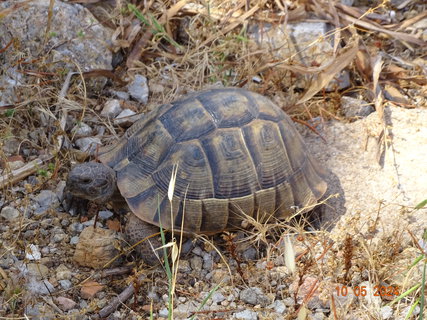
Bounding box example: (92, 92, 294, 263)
(81, 178, 92, 184)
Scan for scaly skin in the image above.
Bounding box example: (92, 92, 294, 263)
(66, 162, 162, 265)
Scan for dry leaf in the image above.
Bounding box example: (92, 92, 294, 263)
(297, 36, 359, 104)
(107, 219, 121, 232)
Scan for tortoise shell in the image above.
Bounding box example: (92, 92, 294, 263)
(99, 88, 327, 234)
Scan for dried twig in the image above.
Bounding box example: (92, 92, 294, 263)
(98, 274, 146, 318)
(0, 156, 53, 188)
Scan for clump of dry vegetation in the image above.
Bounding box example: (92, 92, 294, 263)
(1, 0, 426, 319)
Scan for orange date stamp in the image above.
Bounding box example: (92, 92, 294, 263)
(335, 285, 400, 297)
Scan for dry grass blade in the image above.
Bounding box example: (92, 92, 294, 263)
(0, 156, 53, 188)
(198, 4, 260, 48)
(127, 0, 189, 67)
(297, 36, 359, 104)
(341, 13, 426, 47)
(284, 235, 296, 274)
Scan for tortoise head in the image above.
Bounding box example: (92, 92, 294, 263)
(66, 162, 116, 203)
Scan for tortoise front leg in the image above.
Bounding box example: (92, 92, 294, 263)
(125, 213, 163, 265)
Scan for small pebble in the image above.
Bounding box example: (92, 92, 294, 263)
(240, 287, 271, 307)
(127, 75, 149, 104)
(70, 236, 80, 245)
(190, 256, 203, 271)
(101, 99, 122, 118)
(72, 122, 93, 136)
(26, 244, 42, 260)
(56, 264, 72, 280)
(0, 206, 19, 221)
(34, 190, 59, 209)
(80, 281, 103, 299)
(59, 279, 73, 290)
(234, 309, 258, 320)
(75, 137, 102, 154)
(211, 292, 226, 304)
(56, 296, 77, 311)
(98, 210, 114, 220)
(159, 308, 169, 318)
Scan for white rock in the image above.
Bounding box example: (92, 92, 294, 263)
(116, 109, 136, 119)
(72, 122, 93, 136)
(271, 300, 286, 314)
(381, 305, 393, 319)
(128, 75, 149, 104)
(158, 308, 169, 317)
(234, 309, 258, 320)
(26, 244, 41, 260)
(75, 137, 102, 154)
(0, 206, 19, 221)
(101, 99, 122, 118)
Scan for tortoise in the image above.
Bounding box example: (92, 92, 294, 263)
(66, 87, 327, 264)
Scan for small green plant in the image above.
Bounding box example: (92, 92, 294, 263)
(388, 199, 427, 319)
(37, 169, 49, 177)
(128, 4, 182, 49)
(77, 30, 85, 38)
(5, 108, 15, 117)
(48, 31, 57, 38)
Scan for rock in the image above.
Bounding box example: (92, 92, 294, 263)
(75, 137, 102, 154)
(99, 210, 114, 220)
(211, 269, 231, 284)
(239, 287, 271, 306)
(26, 263, 49, 280)
(59, 279, 73, 290)
(234, 309, 258, 320)
(341, 96, 374, 119)
(56, 296, 77, 311)
(248, 21, 350, 91)
(128, 75, 149, 104)
(70, 236, 80, 245)
(116, 109, 136, 119)
(271, 300, 286, 314)
(114, 109, 142, 126)
(26, 244, 42, 261)
(190, 255, 203, 272)
(0, 206, 19, 221)
(381, 306, 393, 319)
(71, 122, 93, 136)
(241, 246, 257, 260)
(51, 231, 68, 243)
(202, 253, 214, 270)
(34, 190, 60, 209)
(7, 160, 25, 170)
(73, 226, 120, 268)
(24, 303, 54, 319)
(55, 180, 67, 203)
(173, 300, 198, 317)
(0, 0, 112, 97)
(69, 222, 84, 234)
(289, 276, 329, 309)
(80, 281, 104, 299)
(159, 308, 169, 317)
(56, 264, 72, 280)
(178, 259, 191, 273)
(359, 281, 382, 310)
(27, 278, 55, 295)
(110, 90, 130, 100)
(101, 99, 122, 118)
(211, 292, 226, 304)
